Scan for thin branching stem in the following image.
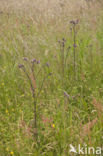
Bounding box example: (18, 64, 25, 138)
(36, 73, 51, 100)
(22, 67, 34, 96)
(73, 24, 76, 78)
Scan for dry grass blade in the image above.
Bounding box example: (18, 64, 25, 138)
(81, 118, 98, 137)
(92, 98, 103, 112)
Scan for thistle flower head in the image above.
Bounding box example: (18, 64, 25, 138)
(37, 60, 40, 64)
(62, 38, 66, 42)
(46, 62, 50, 67)
(70, 20, 75, 25)
(18, 64, 24, 68)
(64, 91, 70, 99)
(23, 57, 28, 61)
(73, 44, 77, 48)
(70, 19, 79, 25)
(31, 58, 36, 63)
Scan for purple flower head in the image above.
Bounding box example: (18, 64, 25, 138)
(31, 58, 36, 63)
(64, 91, 70, 99)
(18, 64, 24, 68)
(70, 19, 79, 25)
(23, 57, 28, 61)
(37, 60, 40, 64)
(75, 19, 79, 24)
(62, 38, 66, 42)
(73, 44, 77, 48)
(46, 62, 50, 67)
(70, 20, 75, 25)
(62, 38, 66, 47)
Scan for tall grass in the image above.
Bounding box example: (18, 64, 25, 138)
(0, 0, 103, 155)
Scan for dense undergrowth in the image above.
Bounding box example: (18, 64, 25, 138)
(0, 0, 103, 155)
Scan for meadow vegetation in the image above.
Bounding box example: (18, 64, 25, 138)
(0, 0, 103, 155)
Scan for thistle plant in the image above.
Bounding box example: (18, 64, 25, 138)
(70, 19, 79, 79)
(18, 57, 51, 139)
(58, 38, 70, 87)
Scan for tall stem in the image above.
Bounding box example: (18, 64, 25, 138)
(62, 42, 65, 87)
(73, 25, 76, 78)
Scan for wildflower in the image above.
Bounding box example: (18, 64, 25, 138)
(31, 58, 36, 63)
(70, 20, 75, 24)
(70, 19, 79, 25)
(64, 91, 70, 99)
(52, 124, 55, 128)
(23, 57, 28, 61)
(10, 151, 14, 155)
(6, 109, 8, 114)
(62, 38, 66, 42)
(46, 62, 50, 67)
(1, 83, 4, 86)
(75, 19, 79, 24)
(18, 64, 24, 68)
(12, 108, 14, 112)
(73, 44, 77, 48)
(37, 60, 40, 64)
(20, 109, 22, 113)
(21, 94, 24, 97)
(6, 147, 9, 151)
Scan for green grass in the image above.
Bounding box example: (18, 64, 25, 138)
(0, 8, 103, 156)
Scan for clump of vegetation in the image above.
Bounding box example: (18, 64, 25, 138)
(0, 0, 103, 155)
(18, 58, 51, 139)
